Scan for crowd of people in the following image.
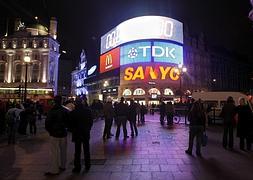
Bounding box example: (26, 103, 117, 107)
(1, 95, 252, 175)
(0, 100, 43, 144)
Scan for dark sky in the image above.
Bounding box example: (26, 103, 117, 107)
(0, 0, 253, 66)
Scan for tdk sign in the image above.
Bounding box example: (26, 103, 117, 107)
(120, 41, 183, 65)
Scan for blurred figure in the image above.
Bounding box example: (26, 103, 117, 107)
(136, 103, 141, 124)
(103, 97, 115, 139)
(5, 104, 23, 144)
(27, 102, 36, 135)
(45, 96, 69, 176)
(220, 96, 236, 149)
(185, 100, 206, 156)
(140, 103, 146, 124)
(235, 97, 253, 151)
(70, 97, 93, 173)
(128, 99, 138, 137)
(165, 102, 175, 126)
(159, 101, 166, 126)
(0, 100, 6, 134)
(115, 97, 129, 140)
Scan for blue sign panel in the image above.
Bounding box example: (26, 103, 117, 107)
(120, 41, 151, 65)
(153, 42, 183, 65)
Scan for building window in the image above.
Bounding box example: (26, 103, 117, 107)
(164, 88, 174, 95)
(133, 88, 145, 96)
(148, 88, 161, 95)
(0, 64, 5, 82)
(123, 89, 132, 96)
(31, 64, 39, 82)
(15, 64, 22, 82)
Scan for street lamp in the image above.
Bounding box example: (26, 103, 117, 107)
(24, 54, 31, 102)
(176, 64, 187, 103)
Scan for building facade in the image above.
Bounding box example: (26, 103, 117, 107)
(0, 17, 59, 101)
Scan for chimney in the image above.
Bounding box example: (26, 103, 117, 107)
(14, 18, 21, 31)
(49, 17, 57, 40)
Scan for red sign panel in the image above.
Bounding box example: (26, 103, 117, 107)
(100, 48, 120, 73)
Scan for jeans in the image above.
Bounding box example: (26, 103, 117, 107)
(103, 117, 113, 138)
(187, 126, 204, 154)
(223, 125, 233, 148)
(129, 118, 138, 136)
(116, 116, 127, 138)
(74, 139, 91, 169)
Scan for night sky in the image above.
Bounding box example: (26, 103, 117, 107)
(0, 0, 253, 67)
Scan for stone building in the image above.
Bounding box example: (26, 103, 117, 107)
(0, 17, 59, 100)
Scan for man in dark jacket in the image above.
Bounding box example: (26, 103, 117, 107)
(128, 99, 138, 137)
(45, 96, 69, 176)
(70, 97, 93, 173)
(220, 96, 236, 149)
(115, 97, 129, 140)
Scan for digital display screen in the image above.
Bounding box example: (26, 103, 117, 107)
(100, 47, 120, 73)
(100, 16, 183, 54)
(153, 41, 183, 65)
(120, 41, 151, 65)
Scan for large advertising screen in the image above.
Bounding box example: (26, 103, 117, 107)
(120, 41, 183, 66)
(100, 16, 183, 54)
(100, 47, 120, 73)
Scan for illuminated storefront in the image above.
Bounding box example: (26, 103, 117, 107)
(85, 15, 184, 104)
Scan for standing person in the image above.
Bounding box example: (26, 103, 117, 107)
(6, 104, 23, 144)
(140, 103, 146, 124)
(45, 96, 69, 176)
(70, 97, 93, 173)
(128, 100, 138, 137)
(235, 97, 253, 151)
(165, 102, 175, 126)
(103, 98, 115, 140)
(159, 101, 166, 126)
(220, 96, 236, 149)
(27, 103, 37, 135)
(115, 97, 129, 140)
(136, 103, 141, 125)
(185, 100, 206, 156)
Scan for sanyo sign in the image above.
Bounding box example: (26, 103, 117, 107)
(100, 16, 183, 54)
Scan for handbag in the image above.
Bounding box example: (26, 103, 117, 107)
(202, 132, 208, 147)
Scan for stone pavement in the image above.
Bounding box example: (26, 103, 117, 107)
(0, 114, 253, 180)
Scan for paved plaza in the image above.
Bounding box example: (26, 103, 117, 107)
(0, 114, 253, 180)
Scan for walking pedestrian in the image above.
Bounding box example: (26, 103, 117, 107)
(185, 99, 206, 156)
(128, 99, 138, 137)
(235, 97, 253, 151)
(103, 98, 115, 140)
(140, 103, 146, 124)
(70, 97, 93, 173)
(45, 96, 69, 176)
(220, 96, 236, 149)
(115, 97, 129, 140)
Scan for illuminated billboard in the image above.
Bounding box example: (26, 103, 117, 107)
(120, 41, 183, 65)
(120, 41, 151, 65)
(101, 16, 183, 54)
(120, 62, 180, 86)
(100, 47, 120, 73)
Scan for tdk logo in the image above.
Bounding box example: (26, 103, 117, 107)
(127, 45, 176, 59)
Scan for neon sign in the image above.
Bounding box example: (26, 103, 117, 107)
(100, 47, 120, 73)
(101, 16, 183, 54)
(124, 66, 179, 81)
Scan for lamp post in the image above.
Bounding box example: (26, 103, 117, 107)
(24, 55, 31, 102)
(176, 64, 187, 103)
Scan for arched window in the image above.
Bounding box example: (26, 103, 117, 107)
(164, 88, 174, 96)
(122, 89, 132, 96)
(0, 64, 5, 82)
(148, 88, 161, 95)
(31, 64, 39, 82)
(133, 88, 145, 96)
(15, 64, 22, 82)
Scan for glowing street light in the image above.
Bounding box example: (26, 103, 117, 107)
(177, 64, 187, 103)
(24, 54, 31, 102)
